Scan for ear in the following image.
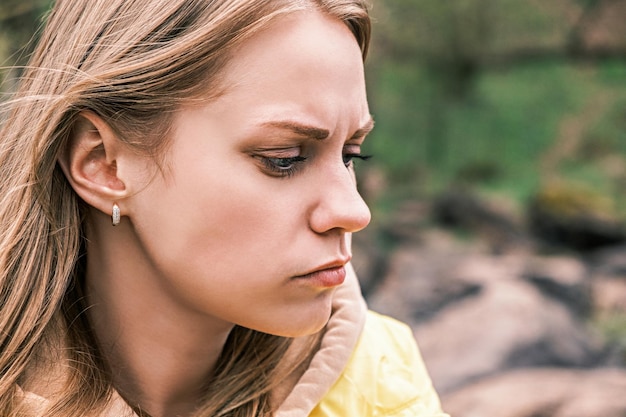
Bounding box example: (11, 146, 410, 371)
(58, 111, 129, 216)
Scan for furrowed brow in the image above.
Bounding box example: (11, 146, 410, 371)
(261, 121, 330, 140)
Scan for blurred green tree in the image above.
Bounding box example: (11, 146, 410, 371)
(364, 0, 626, 205)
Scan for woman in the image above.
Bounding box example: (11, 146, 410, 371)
(0, 0, 448, 416)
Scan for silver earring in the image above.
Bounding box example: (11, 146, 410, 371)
(112, 203, 121, 226)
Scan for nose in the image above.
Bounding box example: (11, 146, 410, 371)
(308, 167, 371, 235)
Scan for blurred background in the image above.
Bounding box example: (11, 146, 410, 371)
(3, 1, 626, 416)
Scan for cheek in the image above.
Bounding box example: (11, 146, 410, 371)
(165, 164, 306, 268)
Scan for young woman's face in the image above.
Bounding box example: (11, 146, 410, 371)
(127, 11, 371, 337)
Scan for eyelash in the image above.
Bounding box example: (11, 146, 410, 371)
(261, 156, 307, 178)
(343, 153, 372, 167)
(260, 152, 373, 178)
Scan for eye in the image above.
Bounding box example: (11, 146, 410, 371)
(259, 155, 307, 178)
(343, 153, 372, 168)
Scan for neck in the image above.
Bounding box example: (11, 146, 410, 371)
(84, 212, 233, 417)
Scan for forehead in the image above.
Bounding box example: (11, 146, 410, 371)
(210, 10, 369, 127)
(222, 10, 364, 93)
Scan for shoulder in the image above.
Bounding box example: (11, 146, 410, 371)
(310, 311, 449, 417)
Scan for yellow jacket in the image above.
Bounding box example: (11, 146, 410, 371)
(310, 311, 448, 417)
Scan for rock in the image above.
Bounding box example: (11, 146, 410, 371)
(432, 188, 526, 252)
(366, 240, 483, 324)
(413, 279, 605, 393)
(442, 368, 626, 417)
(447, 252, 528, 286)
(588, 274, 626, 366)
(592, 276, 626, 314)
(527, 182, 626, 251)
(522, 255, 591, 317)
(587, 246, 626, 316)
(589, 245, 626, 277)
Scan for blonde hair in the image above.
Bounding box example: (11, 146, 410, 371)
(0, 0, 370, 416)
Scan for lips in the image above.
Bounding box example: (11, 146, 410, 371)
(294, 260, 349, 288)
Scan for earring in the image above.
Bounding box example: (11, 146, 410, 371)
(112, 203, 121, 226)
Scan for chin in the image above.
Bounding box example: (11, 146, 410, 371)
(279, 317, 330, 338)
(264, 303, 333, 338)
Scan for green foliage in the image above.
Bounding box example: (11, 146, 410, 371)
(365, 58, 626, 204)
(581, 98, 626, 157)
(532, 181, 618, 220)
(364, 0, 626, 209)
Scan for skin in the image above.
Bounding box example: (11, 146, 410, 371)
(59, 9, 371, 417)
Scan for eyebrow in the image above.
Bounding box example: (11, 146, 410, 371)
(260, 116, 375, 141)
(350, 117, 375, 140)
(260, 121, 330, 140)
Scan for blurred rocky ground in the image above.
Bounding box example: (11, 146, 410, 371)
(353, 187, 626, 417)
